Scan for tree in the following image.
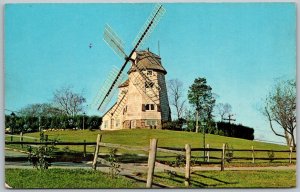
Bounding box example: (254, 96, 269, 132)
(188, 77, 216, 132)
(216, 103, 232, 121)
(183, 108, 196, 132)
(19, 103, 62, 117)
(167, 79, 186, 120)
(263, 79, 296, 149)
(53, 86, 86, 116)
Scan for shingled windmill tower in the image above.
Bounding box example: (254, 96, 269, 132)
(93, 4, 171, 130)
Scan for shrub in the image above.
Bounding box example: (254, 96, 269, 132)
(107, 148, 120, 178)
(225, 143, 234, 163)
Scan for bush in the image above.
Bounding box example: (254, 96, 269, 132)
(162, 118, 186, 131)
(215, 122, 254, 140)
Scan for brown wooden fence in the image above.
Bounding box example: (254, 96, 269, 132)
(5, 134, 297, 188)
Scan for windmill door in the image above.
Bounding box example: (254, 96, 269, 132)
(130, 120, 136, 129)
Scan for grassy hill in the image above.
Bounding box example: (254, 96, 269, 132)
(24, 129, 287, 150)
(21, 129, 294, 163)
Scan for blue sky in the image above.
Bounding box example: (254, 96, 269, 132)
(5, 3, 296, 143)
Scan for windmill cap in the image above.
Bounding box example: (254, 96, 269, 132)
(128, 49, 167, 74)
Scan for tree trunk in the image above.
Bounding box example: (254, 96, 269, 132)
(195, 111, 199, 133)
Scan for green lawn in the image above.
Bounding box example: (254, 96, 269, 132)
(5, 168, 145, 188)
(5, 130, 296, 189)
(22, 129, 289, 150)
(5, 168, 296, 188)
(148, 170, 296, 188)
(6, 129, 295, 163)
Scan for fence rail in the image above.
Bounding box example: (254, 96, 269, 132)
(5, 134, 297, 188)
(5, 140, 96, 157)
(5, 141, 96, 145)
(5, 141, 296, 163)
(5, 134, 38, 140)
(98, 142, 149, 152)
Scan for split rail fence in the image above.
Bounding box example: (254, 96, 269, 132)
(5, 134, 95, 157)
(5, 134, 297, 188)
(91, 134, 296, 188)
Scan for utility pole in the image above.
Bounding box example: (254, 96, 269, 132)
(202, 121, 206, 161)
(10, 112, 16, 134)
(223, 114, 236, 124)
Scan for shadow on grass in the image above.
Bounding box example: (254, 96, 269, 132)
(152, 171, 239, 188)
(154, 172, 211, 188)
(191, 172, 239, 186)
(124, 175, 169, 188)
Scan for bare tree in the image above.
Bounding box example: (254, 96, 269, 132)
(19, 103, 62, 117)
(263, 79, 296, 149)
(53, 86, 86, 116)
(216, 103, 232, 121)
(167, 79, 186, 120)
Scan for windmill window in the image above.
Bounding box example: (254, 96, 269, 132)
(147, 70, 153, 76)
(145, 104, 155, 111)
(146, 120, 157, 126)
(115, 119, 120, 128)
(145, 81, 154, 88)
(103, 120, 108, 129)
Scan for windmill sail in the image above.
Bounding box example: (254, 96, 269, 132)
(92, 66, 126, 111)
(103, 24, 126, 59)
(95, 4, 166, 111)
(109, 90, 128, 117)
(132, 4, 165, 50)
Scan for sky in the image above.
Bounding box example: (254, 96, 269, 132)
(4, 3, 296, 144)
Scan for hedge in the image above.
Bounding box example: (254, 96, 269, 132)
(5, 115, 102, 133)
(162, 119, 254, 140)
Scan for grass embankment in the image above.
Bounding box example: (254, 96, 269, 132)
(5, 168, 144, 188)
(7, 129, 295, 163)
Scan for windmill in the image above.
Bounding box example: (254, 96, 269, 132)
(93, 4, 170, 129)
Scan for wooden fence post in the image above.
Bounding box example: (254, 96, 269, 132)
(184, 144, 191, 187)
(289, 146, 292, 163)
(20, 132, 23, 148)
(206, 144, 210, 162)
(92, 134, 102, 170)
(252, 146, 255, 164)
(221, 143, 225, 171)
(83, 140, 86, 157)
(146, 138, 158, 188)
